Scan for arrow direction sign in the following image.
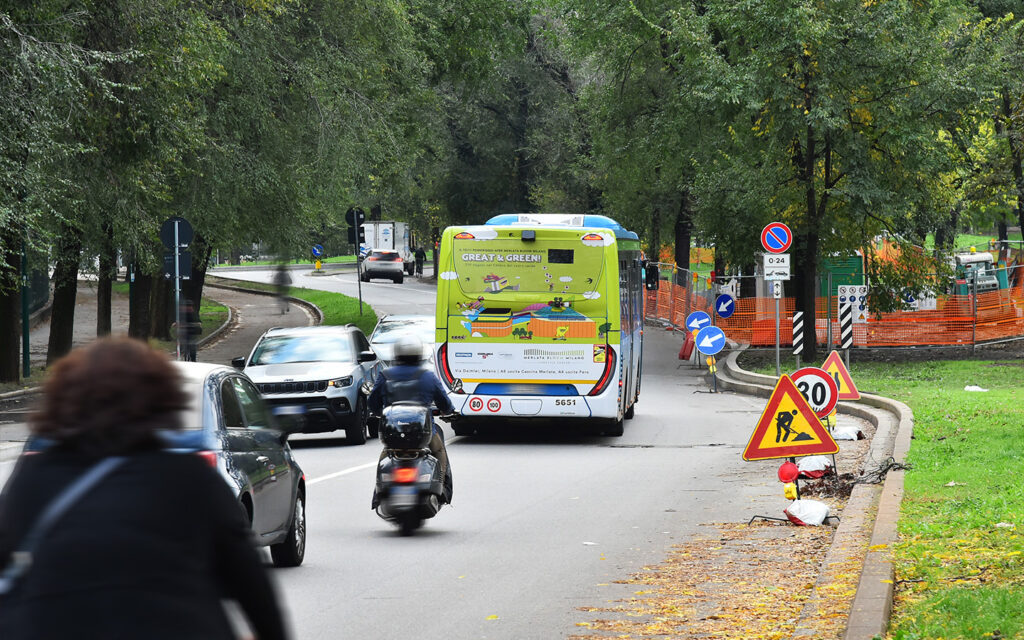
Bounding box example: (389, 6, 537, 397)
(695, 326, 726, 356)
(685, 311, 712, 332)
(715, 294, 735, 319)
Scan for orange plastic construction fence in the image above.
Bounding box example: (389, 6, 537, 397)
(645, 267, 1024, 348)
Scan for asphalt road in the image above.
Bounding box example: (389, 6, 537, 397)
(1, 271, 803, 639)
(266, 328, 783, 640)
(210, 264, 438, 317)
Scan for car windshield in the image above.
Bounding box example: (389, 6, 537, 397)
(250, 334, 355, 365)
(371, 318, 435, 345)
(370, 252, 400, 261)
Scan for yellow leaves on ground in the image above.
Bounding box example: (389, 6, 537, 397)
(569, 519, 862, 640)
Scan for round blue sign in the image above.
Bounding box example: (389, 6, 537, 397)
(695, 326, 727, 356)
(715, 294, 736, 319)
(685, 311, 712, 332)
(312, 244, 324, 258)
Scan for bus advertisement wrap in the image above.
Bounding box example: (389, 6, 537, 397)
(434, 214, 644, 434)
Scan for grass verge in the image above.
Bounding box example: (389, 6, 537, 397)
(206, 277, 377, 335)
(742, 353, 1024, 640)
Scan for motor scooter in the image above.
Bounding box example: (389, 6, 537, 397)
(374, 403, 449, 535)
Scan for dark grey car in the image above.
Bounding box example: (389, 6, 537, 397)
(174, 362, 306, 567)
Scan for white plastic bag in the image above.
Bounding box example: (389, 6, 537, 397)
(833, 425, 864, 440)
(797, 455, 833, 479)
(784, 499, 830, 526)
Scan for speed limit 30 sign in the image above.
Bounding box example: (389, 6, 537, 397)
(790, 367, 839, 418)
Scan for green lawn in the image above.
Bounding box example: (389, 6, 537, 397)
(743, 353, 1024, 639)
(206, 277, 377, 335)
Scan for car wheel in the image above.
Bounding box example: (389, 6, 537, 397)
(394, 275, 403, 284)
(270, 491, 305, 567)
(360, 272, 369, 282)
(346, 397, 368, 445)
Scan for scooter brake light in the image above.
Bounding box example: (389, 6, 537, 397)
(393, 468, 418, 483)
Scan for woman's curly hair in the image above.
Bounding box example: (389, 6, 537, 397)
(31, 337, 189, 456)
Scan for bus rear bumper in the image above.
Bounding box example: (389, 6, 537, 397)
(454, 391, 618, 419)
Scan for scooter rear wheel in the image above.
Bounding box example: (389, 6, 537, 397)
(399, 514, 421, 536)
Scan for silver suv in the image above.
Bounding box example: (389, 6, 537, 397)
(360, 249, 405, 283)
(232, 325, 379, 444)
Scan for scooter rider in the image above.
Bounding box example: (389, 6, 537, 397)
(368, 334, 455, 504)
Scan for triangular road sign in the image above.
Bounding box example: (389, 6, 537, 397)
(742, 375, 839, 461)
(821, 350, 860, 400)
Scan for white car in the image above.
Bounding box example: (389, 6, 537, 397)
(369, 314, 435, 367)
(232, 326, 380, 444)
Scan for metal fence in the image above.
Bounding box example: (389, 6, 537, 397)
(645, 262, 1024, 349)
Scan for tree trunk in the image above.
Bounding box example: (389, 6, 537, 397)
(129, 270, 152, 339)
(1003, 90, 1024, 246)
(0, 229, 22, 382)
(182, 236, 212, 315)
(97, 222, 115, 336)
(796, 122, 820, 363)
(46, 226, 83, 366)
(148, 274, 173, 340)
(674, 191, 693, 286)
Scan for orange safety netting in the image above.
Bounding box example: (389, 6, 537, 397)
(645, 273, 1024, 348)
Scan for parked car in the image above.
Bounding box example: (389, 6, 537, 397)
(20, 362, 308, 567)
(369, 314, 436, 367)
(232, 325, 379, 444)
(360, 249, 405, 284)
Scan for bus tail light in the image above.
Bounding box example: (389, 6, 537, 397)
(588, 347, 616, 396)
(438, 343, 463, 393)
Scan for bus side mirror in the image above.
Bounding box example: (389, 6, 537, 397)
(642, 261, 659, 291)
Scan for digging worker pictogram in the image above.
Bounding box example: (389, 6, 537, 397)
(775, 409, 799, 443)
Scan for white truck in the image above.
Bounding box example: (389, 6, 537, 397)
(360, 221, 415, 275)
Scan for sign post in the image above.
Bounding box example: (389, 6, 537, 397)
(160, 217, 193, 361)
(761, 222, 792, 378)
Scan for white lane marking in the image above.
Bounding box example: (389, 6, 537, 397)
(307, 461, 377, 485)
(306, 436, 463, 486)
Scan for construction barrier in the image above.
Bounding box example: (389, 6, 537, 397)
(645, 263, 1024, 348)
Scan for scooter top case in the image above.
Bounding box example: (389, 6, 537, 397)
(376, 453, 444, 520)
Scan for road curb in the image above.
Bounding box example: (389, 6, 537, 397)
(196, 298, 234, 348)
(715, 344, 913, 639)
(204, 280, 324, 325)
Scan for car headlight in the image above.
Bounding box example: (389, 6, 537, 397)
(329, 376, 353, 388)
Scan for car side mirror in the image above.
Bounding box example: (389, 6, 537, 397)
(642, 261, 660, 291)
(358, 350, 378, 363)
(231, 356, 246, 369)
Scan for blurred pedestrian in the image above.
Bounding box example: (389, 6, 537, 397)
(274, 264, 292, 314)
(414, 246, 426, 276)
(0, 337, 288, 640)
(178, 298, 203, 361)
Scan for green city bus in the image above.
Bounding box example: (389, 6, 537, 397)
(433, 214, 648, 436)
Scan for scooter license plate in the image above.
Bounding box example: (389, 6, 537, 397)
(389, 486, 418, 507)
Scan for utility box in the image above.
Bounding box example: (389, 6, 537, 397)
(819, 254, 865, 297)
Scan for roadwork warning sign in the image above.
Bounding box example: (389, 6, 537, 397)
(821, 350, 861, 400)
(742, 375, 839, 461)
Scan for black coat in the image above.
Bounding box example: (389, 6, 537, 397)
(0, 449, 288, 640)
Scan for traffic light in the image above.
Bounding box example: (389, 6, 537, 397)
(345, 207, 366, 245)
